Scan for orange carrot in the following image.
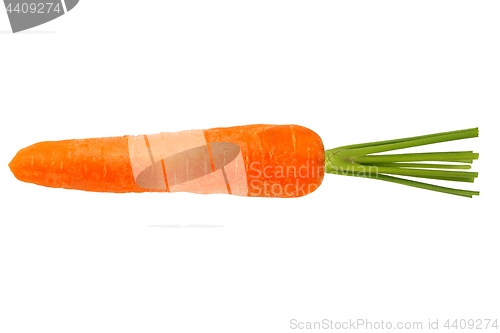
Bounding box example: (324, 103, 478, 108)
(9, 125, 324, 197)
(8, 125, 480, 197)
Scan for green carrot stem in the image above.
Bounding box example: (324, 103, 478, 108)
(324, 127, 480, 197)
(409, 176, 476, 183)
(330, 165, 476, 182)
(370, 163, 471, 170)
(353, 152, 479, 164)
(334, 128, 477, 150)
(333, 128, 478, 157)
(360, 174, 480, 198)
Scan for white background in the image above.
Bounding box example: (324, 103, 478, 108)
(1, 1, 499, 332)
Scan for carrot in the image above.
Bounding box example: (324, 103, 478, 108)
(8, 125, 479, 197)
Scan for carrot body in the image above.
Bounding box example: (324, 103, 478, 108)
(9, 125, 325, 197)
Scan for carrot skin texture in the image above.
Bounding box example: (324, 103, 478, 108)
(9, 136, 147, 193)
(205, 125, 324, 197)
(9, 125, 325, 197)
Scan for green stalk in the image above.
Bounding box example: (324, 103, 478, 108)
(333, 128, 478, 155)
(370, 163, 471, 170)
(324, 128, 480, 197)
(361, 174, 479, 198)
(353, 152, 479, 164)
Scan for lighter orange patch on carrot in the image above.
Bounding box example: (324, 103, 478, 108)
(170, 169, 228, 194)
(147, 130, 206, 162)
(224, 151, 248, 196)
(128, 135, 152, 182)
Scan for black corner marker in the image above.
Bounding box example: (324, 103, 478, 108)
(3, 0, 79, 33)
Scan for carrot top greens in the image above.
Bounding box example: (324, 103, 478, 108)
(324, 128, 479, 198)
